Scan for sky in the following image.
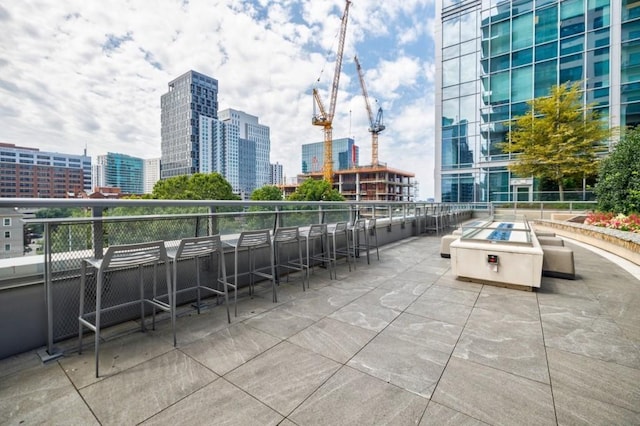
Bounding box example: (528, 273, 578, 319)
(0, 0, 436, 198)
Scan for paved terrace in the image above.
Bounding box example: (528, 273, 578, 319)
(1, 234, 639, 425)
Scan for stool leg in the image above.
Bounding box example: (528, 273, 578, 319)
(195, 257, 202, 314)
(78, 261, 86, 355)
(95, 269, 102, 378)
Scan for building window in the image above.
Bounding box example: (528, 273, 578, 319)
(4, 244, 10, 251)
(4, 231, 9, 238)
(3, 218, 10, 226)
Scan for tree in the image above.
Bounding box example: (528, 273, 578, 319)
(250, 185, 283, 201)
(502, 82, 611, 201)
(287, 178, 345, 201)
(151, 173, 239, 201)
(595, 128, 640, 214)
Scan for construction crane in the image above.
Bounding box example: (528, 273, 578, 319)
(354, 55, 385, 166)
(312, 0, 351, 182)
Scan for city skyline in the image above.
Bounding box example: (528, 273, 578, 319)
(0, 1, 436, 198)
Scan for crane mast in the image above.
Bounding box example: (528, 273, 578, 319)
(354, 55, 385, 166)
(312, 0, 351, 182)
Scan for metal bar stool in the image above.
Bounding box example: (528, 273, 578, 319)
(226, 230, 277, 304)
(327, 222, 351, 274)
(367, 218, 380, 262)
(349, 218, 370, 267)
(165, 235, 232, 343)
(273, 226, 308, 291)
(302, 223, 335, 281)
(78, 241, 173, 378)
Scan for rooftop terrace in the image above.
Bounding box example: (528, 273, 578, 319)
(1, 232, 639, 425)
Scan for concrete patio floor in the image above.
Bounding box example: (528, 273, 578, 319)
(1, 234, 639, 425)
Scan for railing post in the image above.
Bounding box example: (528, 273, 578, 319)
(274, 205, 282, 232)
(92, 207, 104, 259)
(209, 206, 218, 235)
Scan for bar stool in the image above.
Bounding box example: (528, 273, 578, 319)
(273, 226, 308, 291)
(367, 218, 380, 262)
(327, 222, 351, 273)
(226, 230, 277, 303)
(349, 218, 370, 267)
(301, 224, 334, 281)
(78, 241, 173, 378)
(165, 235, 232, 341)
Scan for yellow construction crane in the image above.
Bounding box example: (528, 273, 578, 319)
(354, 55, 385, 166)
(312, 0, 351, 182)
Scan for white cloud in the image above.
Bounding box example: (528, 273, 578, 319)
(0, 0, 436, 198)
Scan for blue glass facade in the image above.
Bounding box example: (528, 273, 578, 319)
(436, 0, 637, 202)
(103, 153, 144, 194)
(301, 138, 359, 174)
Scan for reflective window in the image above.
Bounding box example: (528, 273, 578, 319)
(443, 58, 460, 86)
(460, 11, 477, 42)
(460, 95, 477, 123)
(490, 54, 510, 72)
(622, 20, 640, 42)
(622, 82, 640, 104)
(512, 48, 533, 67)
(534, 60, 557, 97)
(490, 71, 510, 104)
(491, 104, 510, 122)
(560, 53, 584, 83)
(623, 0, 640, 21)
(535, 41, 558, 62)
(587, 0, 609, 31)
(560, 0, 585, 38)
(586, 47, 609, 89)
(622, 41, 640, 84)
(443, 17, 461, 48)
(512, 0, 533, 15)
(443, 45, 459, 60)
(512, 12, 534, 50)
(460, 81, 476, 96)
(587, 28, 609, 49)
(460, 54, 477, 82)
(443, 85, 459, 100)
(511, 65, 533, 102)
(490, 20, 510, 56)
(511, 102, 529, 117)
(443, 98, 459, 123)
(560, 34, 584, 55)
(586, 88, 609, 106)
(460, 39, 477, 55)
(535, 6, 558, 44)
(622, 102, 640, 128)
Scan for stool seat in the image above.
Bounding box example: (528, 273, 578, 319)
(273, 226, 308, 290)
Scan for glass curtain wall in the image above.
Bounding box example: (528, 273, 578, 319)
(439, 0, 616, 202)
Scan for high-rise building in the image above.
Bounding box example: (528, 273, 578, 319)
(435, 0, 637, 202)
(161, 70, 218, 179)
(93, 153, 144, 194)
(301, 138, 359, 174)
(0, 142, 91, 197)
(270, 162, 284, 185)
(200, 109, 270, 197)
(143, 158, 160, 194)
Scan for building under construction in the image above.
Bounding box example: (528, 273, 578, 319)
(281, 163, 414, 202)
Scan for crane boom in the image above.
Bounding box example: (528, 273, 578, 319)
(312, 0, 351, 182)
(354, 55, 385, 166)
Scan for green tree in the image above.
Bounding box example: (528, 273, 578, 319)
(502, 82, 611, 201)
(151, 173, 239, 200)
(250, 185, 283, 201)
(595, 128, 640, 214)
(287, 178, 345, 201)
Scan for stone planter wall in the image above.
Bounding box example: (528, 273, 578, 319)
(532, 219, 640, 266)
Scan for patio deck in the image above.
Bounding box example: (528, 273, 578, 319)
(1, 234, 639, 425)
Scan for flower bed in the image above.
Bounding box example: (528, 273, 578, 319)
(584, 212, 640, 233)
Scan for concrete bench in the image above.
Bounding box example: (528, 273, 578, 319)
(440, 234, 459, 258)
(537, 236, 564, 246)
(541, 245, 575, 279)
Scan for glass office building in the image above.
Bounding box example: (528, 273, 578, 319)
(161, 70, 219, 179)
(94, 153, 144, 194)
(301, 138, 359, 174)
(435, 0, 639, 202)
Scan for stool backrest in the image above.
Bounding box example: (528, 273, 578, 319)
(238, 230, 271, 247)
(308, 224, 327, 237)
(353, 218, 366, 231)
(274, 227, 299, 242)
(176, 235, 222, 259)
(333, 222, 348, 232)
(101, 241, 167, 271)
